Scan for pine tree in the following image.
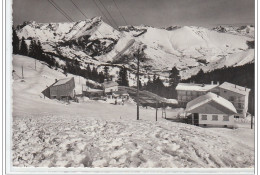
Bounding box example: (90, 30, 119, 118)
(122, 67, 129, 86)
(91, 67, 98, 81)
(117, 67, 124, 85)
(28, 40, 37, 58)
(12, 28, 20, 54)
(169, 67, 180, 87)
(117, 67, 129, 86)
(98, 71, 105, 83)
(103, 66, 109, 80)
(20, 37, 28, 56)
(195, 69, 204, 83)
(86, 64, 92, 79)
(36, 40, 43, 60)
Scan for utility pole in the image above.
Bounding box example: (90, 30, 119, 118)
(251, 114, 253, 129)
(22, 65, 24, 79)
(136, 52, 140, 120)
(156, 101, 158, 121)
(134, 45, 146, 120)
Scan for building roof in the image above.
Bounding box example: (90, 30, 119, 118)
(83, 86, 103, 93)
(113, 90, 129, 96)
(176, 83, 218, 92)
(52, 77, 74, 87)
(102, 81, 119, 88)
(186, 92, 237, 114)
(219, 82, 250, 96)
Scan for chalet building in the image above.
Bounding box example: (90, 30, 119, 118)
(47, 77, 75, 100)
(176, 82, 219, 107)
(82, 86, 104, 99)
(211, 82, 250, 118)
(185, 92, 237, 128)
(101, 80, 119, 94)
(176, 81, 250, 118)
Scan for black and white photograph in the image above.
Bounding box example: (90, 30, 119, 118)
(7, 0, 256, 173)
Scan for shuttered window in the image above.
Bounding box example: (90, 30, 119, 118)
(223, 116, 229, 121)
(201, 115, 207, 120)
(212, 115, 218, 121)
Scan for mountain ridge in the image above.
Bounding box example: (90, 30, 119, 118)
(15, 17, 255, 79)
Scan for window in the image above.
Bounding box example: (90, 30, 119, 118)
(212, 115, 218, 121)
(238, 103, 244, 109)
(223, 116, 229, 121)
(229, 96, 235, 101)
(201, 115, 207, 120)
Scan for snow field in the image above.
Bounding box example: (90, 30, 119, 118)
(12, 115, 254, 168)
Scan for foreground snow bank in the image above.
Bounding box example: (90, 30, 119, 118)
(12, 115, 254, 168)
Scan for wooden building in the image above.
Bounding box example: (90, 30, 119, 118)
(185, 92, 237, 128)
(101, 80, 119, 93)
(47, 77, 75, 100)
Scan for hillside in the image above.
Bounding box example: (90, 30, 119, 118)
(15, 18, 254, 79)
(12, 55, 254, 168)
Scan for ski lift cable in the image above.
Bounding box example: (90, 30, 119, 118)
(112, 0, 128, 26)
(92, 0, 114, 27)
(97, 0, 119, 29)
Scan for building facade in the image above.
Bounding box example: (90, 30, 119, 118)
(49, 77, 75, 100)
(211, 82, 250, 118)
(176, 82, 219, 107)
(185, 92, 237, 128)
(101, 81, 119, 93)
(176, 82, 250, 118)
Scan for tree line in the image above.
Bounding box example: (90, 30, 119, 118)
(142, 67, 180, 99)
(13, 28, 56, 67)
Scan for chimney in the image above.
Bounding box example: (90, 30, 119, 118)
(217, 81, 219, 85)
(235, 85, 236, 88)
(211, 81, 213, 85)
(55, 79, 58, 83)
(245, 86, 247, 91)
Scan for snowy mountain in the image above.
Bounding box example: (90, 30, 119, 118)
(16, 17, 255, 79)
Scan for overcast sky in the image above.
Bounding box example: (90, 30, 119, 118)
(13, 0, 255, 28)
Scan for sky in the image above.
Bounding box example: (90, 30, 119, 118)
(13, 0, 255, 28)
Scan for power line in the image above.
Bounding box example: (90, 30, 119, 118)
(48, 0, 74, 22)
(50, 0, 82, 31)
(69, 0, 107, 39)
(97, 0, 118, 28)
(70, 0, 88, 19)
(92, 0, 113, 27)
(49, 0, 118, 60)
(112, 0, 128, 26)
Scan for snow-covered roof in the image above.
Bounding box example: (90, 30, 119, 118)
(186, 92, 237, 114)
(83, 86, 103, 92)
(176, 83, 218, 91)
(164, 98, 178, 104)
(52, 77, 74, 86)
(219, 82, 250, 96)
(102, 81, 118, 88)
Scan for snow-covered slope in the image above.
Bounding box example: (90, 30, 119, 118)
(16, 18, 254, 79)
(12, 54, 254, 168)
